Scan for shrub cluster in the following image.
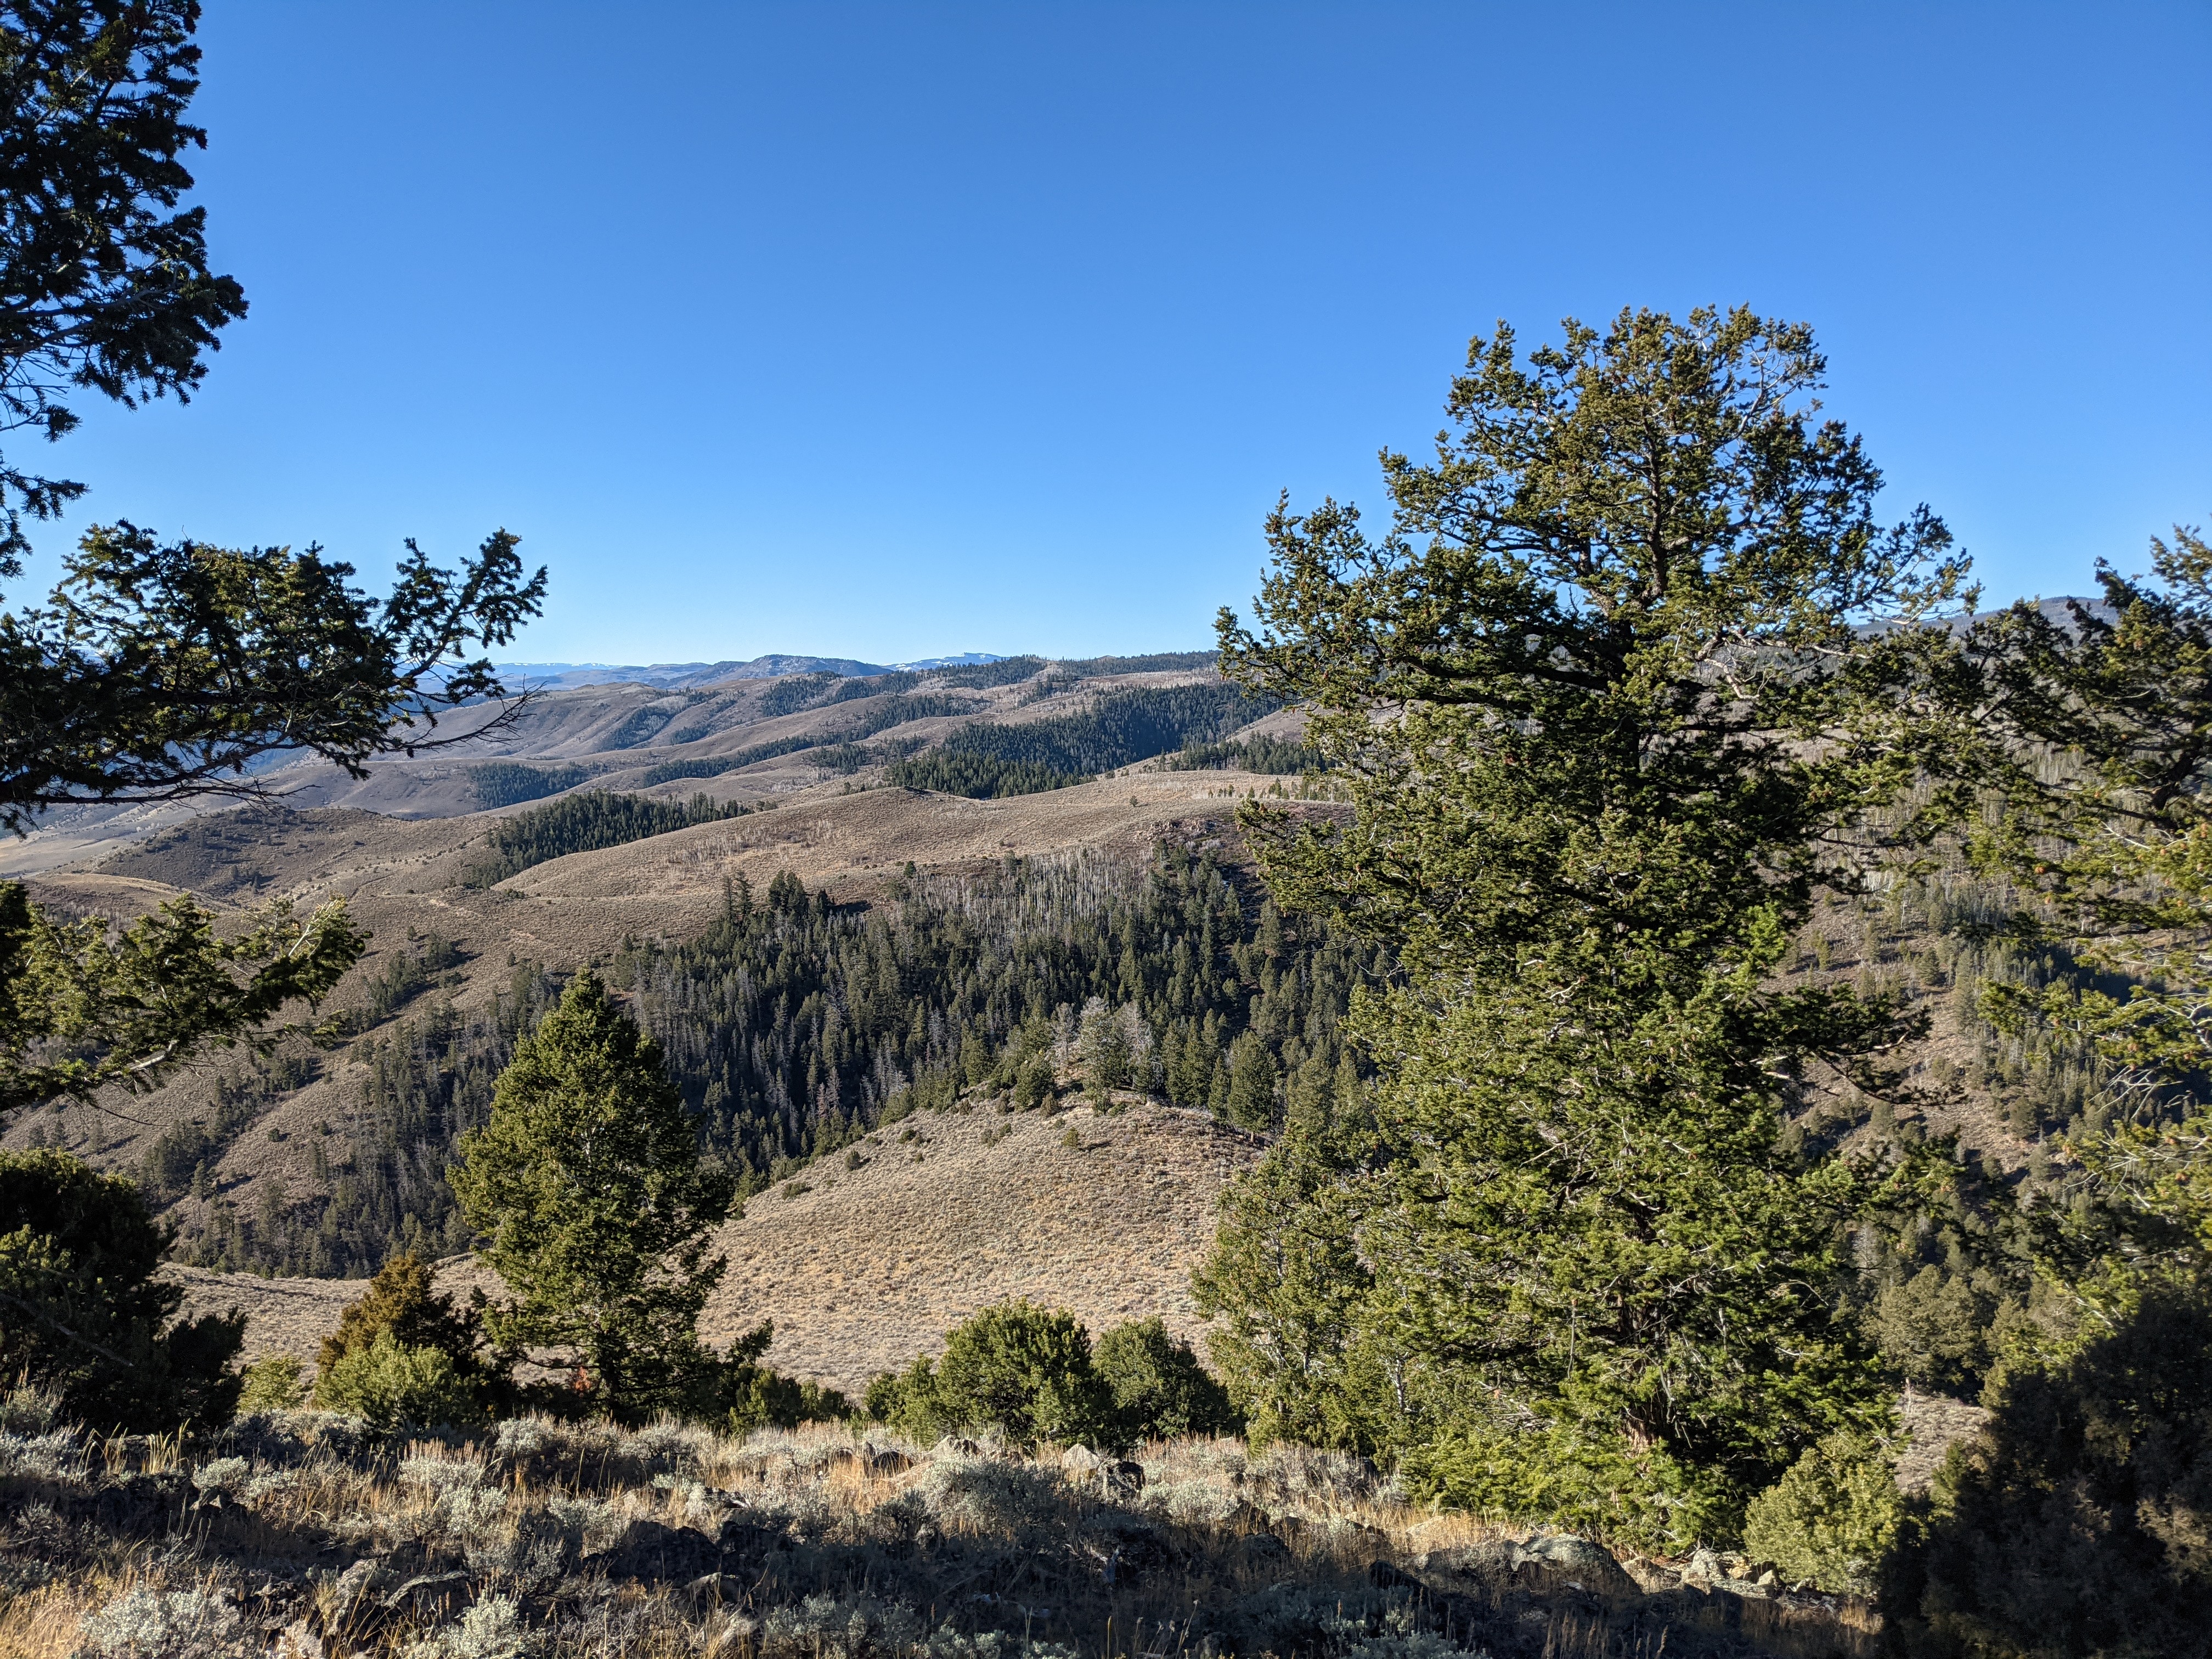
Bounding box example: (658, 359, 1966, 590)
(311, 1253, 500, 1427)
(866, 1301, 1236, 1453)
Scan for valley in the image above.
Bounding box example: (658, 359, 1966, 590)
(4, 652, 1318, 1392)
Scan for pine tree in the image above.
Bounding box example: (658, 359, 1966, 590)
(450, 974, 732, 1423)
(1202, 306, 1967, 1544)
(1224, 1035, 1278, 1131)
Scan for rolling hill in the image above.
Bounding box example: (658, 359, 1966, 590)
(4, 645, 2063, 1411)
(4, 651, 1331, 1390)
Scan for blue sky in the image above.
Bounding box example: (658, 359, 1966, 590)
(20, 2, 2211, 664)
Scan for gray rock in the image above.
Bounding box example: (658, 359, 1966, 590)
(1509, 1534, 1643, 1599)
(380, 1571, 471, 1622)
(1416, 1542, 1519, 1582)
(1684, 1546, 1726, 1583)
(321, 1559, 380, 1620)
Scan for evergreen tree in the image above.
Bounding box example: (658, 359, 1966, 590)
(1076, 996, 1132, 1103)
(313, 1250, 494, 1415)
(1201, 307, 1967, 1544)
(1874, 530, 2212, 1644)
(450, 974, 732, 1423)
(0, 1147, 241, 1429)
(1093, 1316, 1238, 1443)
(1224, 1034, 1278, 1131)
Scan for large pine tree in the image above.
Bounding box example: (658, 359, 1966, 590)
(1197, 307, 1968, 1543)
(452, 974, 732, 1423)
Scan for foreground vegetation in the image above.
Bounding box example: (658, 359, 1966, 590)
(0, 1388, 1878, 1659)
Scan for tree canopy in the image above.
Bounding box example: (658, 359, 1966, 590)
(1200, 306, 1971, 1543)
(0, 0, 245, 572)
(0, 2, 545, 1124)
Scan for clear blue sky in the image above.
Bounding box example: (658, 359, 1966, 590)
(22, 2, 2211, 664)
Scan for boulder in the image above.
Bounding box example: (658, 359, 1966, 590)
(596, 1519, 724, 1583)
(1101, 1459, 1144, 1499)
(1516, 1534, 1642, 1599)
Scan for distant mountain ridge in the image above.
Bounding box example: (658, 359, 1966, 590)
(487, 652, 1008, 690)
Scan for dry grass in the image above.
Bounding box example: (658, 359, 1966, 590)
(163, 1098, 1260, 1395)
(1, 1391, 1874, 1659)
(161, 1265, 369, 1368)
(694, 1101, 1257, 1393)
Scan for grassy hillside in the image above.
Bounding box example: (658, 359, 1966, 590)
(0, 654, 1240, 860)
(166, 1097, 1260, 1396)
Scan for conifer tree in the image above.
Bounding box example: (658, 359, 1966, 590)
(1874, 529, 2212, 1640)
(1200, 307, 1967, 1543)
(451, 974, 732, 1423)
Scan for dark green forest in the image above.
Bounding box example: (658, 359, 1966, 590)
(888, 683, 1277, 797)
(470, 761, 591, 808)
(880, 751, 1086, 797)
(1160, 735, 1318, 774)
(934, 655, 1047, 688)
(177, 847, 1383, 1278)
(461, 791, 755, 887)
(1058, 652, 1218, 675)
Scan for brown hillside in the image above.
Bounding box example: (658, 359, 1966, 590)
(0, 759, 1320, 1221)
(503, 774, 1319, 910)
(166, 1096, 1260, 1397)
(698, 1099, 1257, 1395)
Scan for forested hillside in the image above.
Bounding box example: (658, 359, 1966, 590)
(169, 845, 1381, 1277)
(461, 791, 757, 886)
(887, 683, 1278, 797)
